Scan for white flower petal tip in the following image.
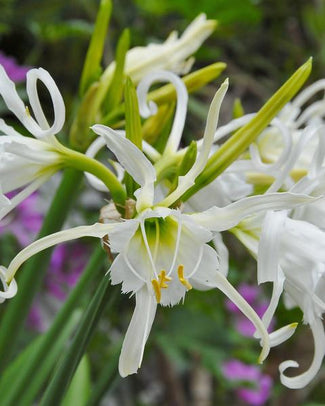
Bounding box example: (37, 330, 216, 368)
(269, 323, 298, 347)
(118, 288, 157, 378)
(0, 266, 17, 303)
(279, 319, 325, 389)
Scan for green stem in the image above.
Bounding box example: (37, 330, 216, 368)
(40, 276, 119, 406)
(2, 245, 107, 406)
(0, 168, 83, 368)
(62, 146, 126, 210)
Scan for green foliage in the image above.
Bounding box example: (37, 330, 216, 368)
(134, 0, 261, 26)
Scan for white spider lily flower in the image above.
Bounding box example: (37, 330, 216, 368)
(3, 76, 316, 378)
(101, 14, 216, 86)
(257, 210, 325, 388)
(0, 65, 66, 219)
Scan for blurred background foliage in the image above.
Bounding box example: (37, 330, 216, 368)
(1, 0, 325, 405)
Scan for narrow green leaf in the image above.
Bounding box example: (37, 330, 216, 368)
(62, 355, 91, 406)
(181, 58, 313, 201)
(86, 343, 121, 406)
(1, 311, 81, 406)
(104, 28, 130, 113)
(124, 76, 142, 197)
(40, 276, 119, 406)
(124, 76, 142, 149)
(0, 169, 83, 369)
(79, 0, 112, 96)
(1, 245, 106, 405)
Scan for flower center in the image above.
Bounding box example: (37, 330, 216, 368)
(151, 265, 192, 303)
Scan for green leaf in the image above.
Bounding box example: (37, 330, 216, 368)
(0, 169, 83, 369)
(0, 310, 81, 406)
(182, 58, 313, 201)
(0, 245, 106, 405)
(104, 28, 130, 113)
(124, 76, 142, 198)
(40, 276, 119, 406)
(79, 0, 112, 96)
(62, 355, 91, 406)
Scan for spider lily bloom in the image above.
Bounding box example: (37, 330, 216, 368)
(2, 80, 317, 378)
(0, 65, 66, 218)
(101, 14, 216, 86)
(257, 210, 325, 389)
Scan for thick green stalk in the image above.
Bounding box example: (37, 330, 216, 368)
(0, 168, 83, 368)
(40, 276, 119, 406)
(2, 245, 107, 406)
(181, 58, 312, 201)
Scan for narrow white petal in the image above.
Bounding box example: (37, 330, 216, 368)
(279, 318, 325, 388)
(0, 174, 51, 221)
(212, 272, 270, 363)
(137, 70, 188, 154)
(119, 287, 157, 377)
(160, 79, 228, 207)
(5, 222, 122, 282)
(261, 278, 285, 330)
(190, 192, 316, 232)
(0, 118, 22, 137)
(258, 210, 286, 284)
(26, 68, 65, 138)
(269, 323, 298, 347)
(91, 124, 156, 211)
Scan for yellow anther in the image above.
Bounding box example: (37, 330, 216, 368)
(152, 270, 172, 303)
(158, 269, 172, 288)
(25, 106, 31, 117)
(177, 265, 192, 290)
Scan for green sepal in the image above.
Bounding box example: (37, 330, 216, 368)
(103, 28, 130, 113)
(181, 58, 312, 201)
(232, 98, 244, 119)
(79, 0, 112, 96)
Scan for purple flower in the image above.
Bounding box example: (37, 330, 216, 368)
(222, 360, 273, 406)
(0, 192, 43, 246)
(0, 52, 29, 82)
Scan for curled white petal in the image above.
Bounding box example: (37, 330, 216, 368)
(91, 124, 156, 211)
(119, 287, 157, 377)
(279, 318, 325, 389)
(292, 79, 325, 110)
(0, 266, 17, 303)
(137, 70, 188, 154)
(0, 66, 65, 141)
(160, 79, 228, 207)
(26, 68, 65, 139)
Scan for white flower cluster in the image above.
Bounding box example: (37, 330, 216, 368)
(0, 16, 323, 389)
